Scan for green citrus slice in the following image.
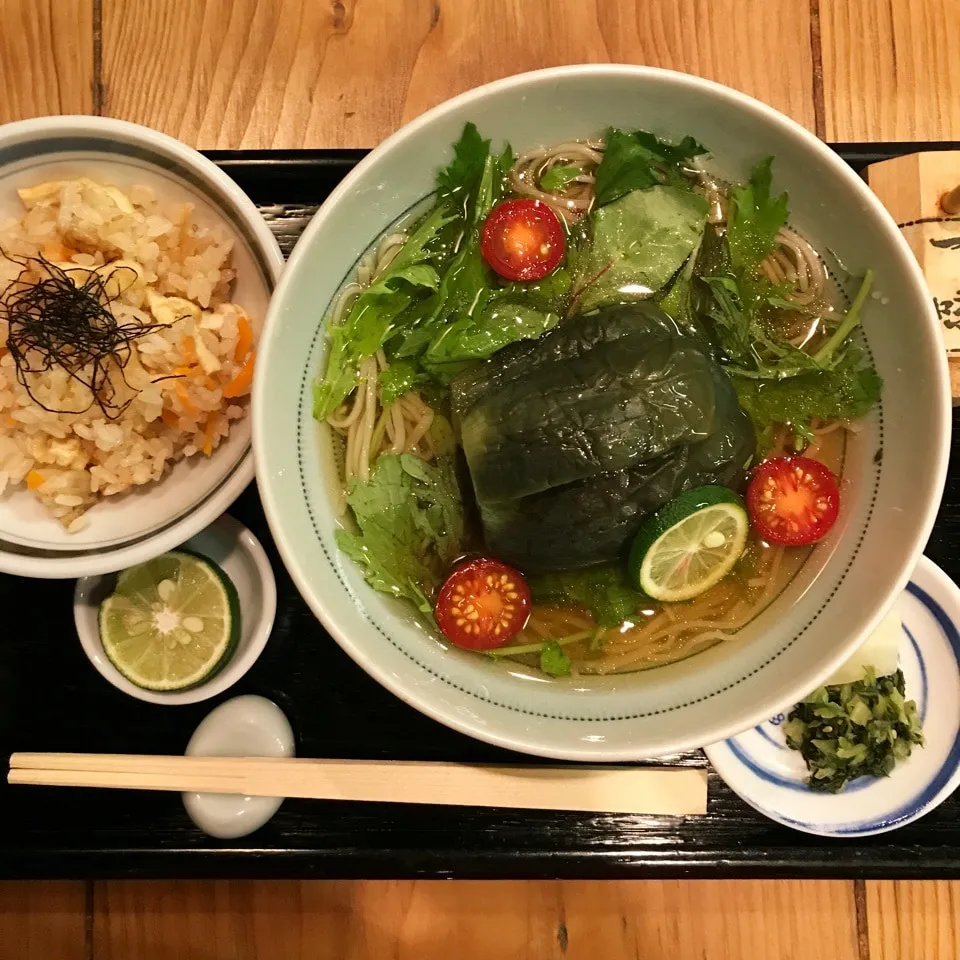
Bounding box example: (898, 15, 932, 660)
(98, 551, 240, 691)
(628, 486, 749, 602)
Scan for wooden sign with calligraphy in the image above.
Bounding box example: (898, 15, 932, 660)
(866, 152, 960, 401)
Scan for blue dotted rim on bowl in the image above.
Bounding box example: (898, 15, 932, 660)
(704, 555, 960, 837)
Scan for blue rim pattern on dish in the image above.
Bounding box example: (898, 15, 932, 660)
(714, 577, 960, 836)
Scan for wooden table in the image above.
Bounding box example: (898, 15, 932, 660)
(1, 2, 959, 958)
(2, 0, 960, 147)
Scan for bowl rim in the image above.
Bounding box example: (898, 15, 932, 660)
(0, 114, 284, 576)
(254, 64, 952, 759)
(73, 514, 278, 705)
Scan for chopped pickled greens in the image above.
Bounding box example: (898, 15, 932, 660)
(783, 668, 923, 793)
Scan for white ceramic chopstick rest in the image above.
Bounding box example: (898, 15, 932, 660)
(182, 695, 294, 839)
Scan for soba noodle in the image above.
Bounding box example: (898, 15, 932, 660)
(510, 140, 605, 224)
(327, 234, 435, 488)
(761, 226, 828, 306)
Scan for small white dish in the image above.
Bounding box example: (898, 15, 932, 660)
(0, 115, 283, 573)
(73, 514, 277, 704)
(705, 555, 960, 837)
(182, 695, 294, 840)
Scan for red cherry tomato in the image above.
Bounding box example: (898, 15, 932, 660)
(434, 558, 531, 650)
(480, 199, 565, 282)
(746, 456, 840, 546)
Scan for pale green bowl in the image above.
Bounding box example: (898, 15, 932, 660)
(253, 66, 949, 760)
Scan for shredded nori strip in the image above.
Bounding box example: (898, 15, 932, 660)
(784, 668, 924, 793)
(0, 251, 169, 419)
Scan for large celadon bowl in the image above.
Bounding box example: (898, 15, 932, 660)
(254, 66, 950, 760)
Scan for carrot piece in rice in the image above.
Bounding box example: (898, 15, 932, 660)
(223, 351, 255, 398)
(41, 240, 79, 261)
(201, 414, 221, 456)
(235, 316, 254, 361)
(181, 335, 197, 366)
(26, 470, 45, 490)
(175, 381, 199, 418)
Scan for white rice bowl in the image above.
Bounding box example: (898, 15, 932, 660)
(0, 128, 279, 555)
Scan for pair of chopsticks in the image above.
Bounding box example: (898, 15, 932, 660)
(8, 753, 707, 815)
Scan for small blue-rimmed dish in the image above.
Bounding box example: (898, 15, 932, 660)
(705, 555, 960, 837)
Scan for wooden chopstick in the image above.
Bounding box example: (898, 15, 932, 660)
(8, 753, 707, 815)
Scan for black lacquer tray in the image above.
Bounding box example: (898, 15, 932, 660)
(1, 143, 959, 880)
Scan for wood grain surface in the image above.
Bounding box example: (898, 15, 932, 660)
(0, 0, 94, 124)
(91, 879, 861, 960)
(821, 0, 960, 141)
(0, 881, 87, 960)
(99, 0, 816, 149)
(866, 882, 960, 960)
(3, 1, 960, 958)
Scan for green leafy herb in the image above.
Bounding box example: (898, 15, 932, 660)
(377, 359, 429, 407)
(436, 122, 492, 213)
(486, 629, 594, 659)
(783, 668, 923, 793)
(727, 157, 789, 271)
(705, 270, 875, 381)
(335, 453, 464, 613)
(570, 186, 709, 314)
(394, 150, 566, 375)
(734, 353, 883, 451)
(423, 298, 560, 372)
(313, 205, 452, 420)
(527, 564, 646, 628)
(318, 125, 529, 413)
(697, 158, 881, 442)
(540, 164, 583, 192)
(593, 128, 707, 207)
(539, 639, 573, 677)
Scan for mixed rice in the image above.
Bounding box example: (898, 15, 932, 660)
(0, 178, 257, 531)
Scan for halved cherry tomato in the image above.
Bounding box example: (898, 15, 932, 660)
(435, 558, 532, 650)
(746, 456, 840, 546)
(480, 199, 565, 282)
